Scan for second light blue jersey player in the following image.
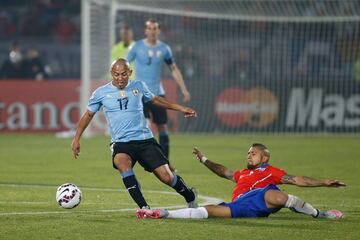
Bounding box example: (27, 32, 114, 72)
(87, 80, 155, 142)
(125, 19, 191, 171)
(127, 39, 173, 96)
(127, 19, 190, 168)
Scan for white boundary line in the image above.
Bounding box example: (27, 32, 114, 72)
(0, 183, 224, 217)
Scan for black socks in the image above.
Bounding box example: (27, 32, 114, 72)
(122, 171, 148, 208)
(171, 175, 195, 203)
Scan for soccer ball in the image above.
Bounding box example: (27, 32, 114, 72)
(56, 183, 82, 209)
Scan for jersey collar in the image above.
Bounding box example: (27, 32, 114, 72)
(143, 39, 160, 47)
(256, 163, 270, 169)
(110, 81, 131, 89)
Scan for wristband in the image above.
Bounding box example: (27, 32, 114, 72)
(200, 156, 208, 163)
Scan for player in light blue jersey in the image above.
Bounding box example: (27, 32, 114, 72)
(127, 19, 191, 171)
(71, 59, 198, 209)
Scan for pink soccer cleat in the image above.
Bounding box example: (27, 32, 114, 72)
(318, 209, 344, 219)
(136, 209, 162, 219)
(136, 208, 168, 219)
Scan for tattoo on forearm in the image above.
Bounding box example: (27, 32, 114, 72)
(302, 176, 323, 186)
(204, 160, 228, 178)
(281, 175, 296, 184)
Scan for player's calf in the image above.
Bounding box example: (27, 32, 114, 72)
(121, 169, 149, 209)
(284, 194, 318, 217)
(284, 194, 344, 219)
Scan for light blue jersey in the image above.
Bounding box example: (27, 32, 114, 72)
(127, 39, 174, 96)
(87, 80, 155, 142)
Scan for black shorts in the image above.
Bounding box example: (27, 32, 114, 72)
(143, 96, 168, 124)
(111, 138, 168, 172)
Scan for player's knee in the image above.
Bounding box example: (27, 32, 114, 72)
(265, 190, 288, 207)
(116, 164, 132, 173)
(114, 158, 132, 172)
(274, 192, 288, 206)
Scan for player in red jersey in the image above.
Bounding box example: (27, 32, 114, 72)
(136, 143, 345, 219)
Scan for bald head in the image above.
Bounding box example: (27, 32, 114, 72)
(110, 58, 132, 89)
(111, 58, 130, 71)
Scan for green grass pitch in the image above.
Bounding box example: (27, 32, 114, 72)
(0, 134, 359, 240)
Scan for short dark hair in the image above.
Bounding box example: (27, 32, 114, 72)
(145, 18, 160, 29)
(252, 143, 270, 158)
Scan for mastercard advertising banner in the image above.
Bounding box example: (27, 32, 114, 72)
(215, 87, 278, 128)
(213, 84, 360, 132)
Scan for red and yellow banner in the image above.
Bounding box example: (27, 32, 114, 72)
(0, 80, 178, 132)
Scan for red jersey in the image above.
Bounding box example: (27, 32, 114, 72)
(231, 164, 286, 201)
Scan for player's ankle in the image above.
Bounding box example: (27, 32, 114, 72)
(312, 209, 320, 218)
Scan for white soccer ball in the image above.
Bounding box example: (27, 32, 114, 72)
(56, 183, 82, 209)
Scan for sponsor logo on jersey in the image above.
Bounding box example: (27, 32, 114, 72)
(119, 90, 126, 98)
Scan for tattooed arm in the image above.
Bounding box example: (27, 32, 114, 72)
(203, 160, 235, 182)
(280, 174, 346, 187)
(193, 148, 235, 182)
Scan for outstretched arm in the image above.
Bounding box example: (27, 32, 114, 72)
(71, 110, 96, 158)
(192, 148, 235, 182)
(151, 96, 196, 118)
(170, 64, 190, 102)
(280, 174, 346, 187)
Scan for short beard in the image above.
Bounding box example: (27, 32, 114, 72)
(247, 164, 256, 170)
